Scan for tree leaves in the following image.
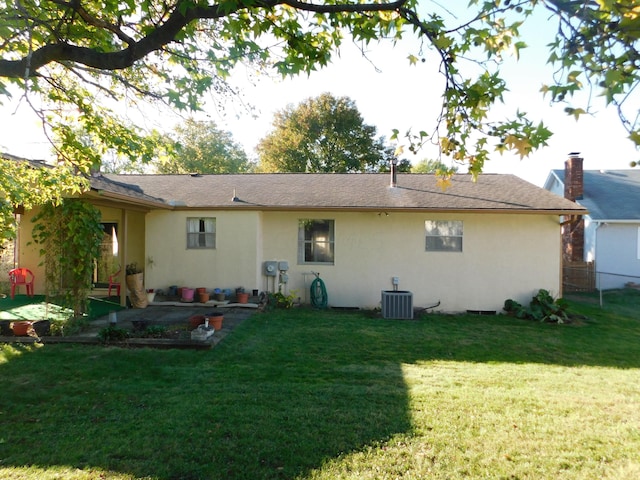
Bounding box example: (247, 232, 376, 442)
(0, 0, 638, 190)
(257, 93, 395, 173)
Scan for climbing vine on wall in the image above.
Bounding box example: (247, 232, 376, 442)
(32, 200, 103, 317)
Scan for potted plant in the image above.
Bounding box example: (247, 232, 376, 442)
(125, 263, 148, 308)
(146, 288, 156, 303)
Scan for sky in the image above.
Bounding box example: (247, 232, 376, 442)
(1, 3, 638, 187)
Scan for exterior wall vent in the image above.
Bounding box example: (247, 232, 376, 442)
(381, 290, 413, 319)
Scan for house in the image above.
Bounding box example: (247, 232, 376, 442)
(11, 162, 585, 313)
(544, 153, 640, 290)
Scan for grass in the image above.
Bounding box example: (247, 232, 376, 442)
(0, 292, 639, 479)
(0, 295, 125, 322)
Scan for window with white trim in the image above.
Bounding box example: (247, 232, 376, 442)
(425, 220, 463, 252)
(298, 219, 335, 264)
(187, 217, 216, 249)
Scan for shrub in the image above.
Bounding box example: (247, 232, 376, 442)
(504, 289, 570, 323)
(50, 316, 88, 336)
(268, 290, 298, 309)
(98, 325, 129, 343)
(139, 325, 167, 338)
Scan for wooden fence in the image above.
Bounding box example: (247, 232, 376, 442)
(562, 261, 595, 292)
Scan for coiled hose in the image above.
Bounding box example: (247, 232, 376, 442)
(310, 276, 328, 309)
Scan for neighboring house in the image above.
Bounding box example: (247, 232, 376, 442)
(544, 154, 640, 289)
(12, 160, 585, 312)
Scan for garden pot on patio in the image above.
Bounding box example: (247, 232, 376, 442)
(207, 314, 223, 330)
(236, 292, 249, 304)
(0, 320, 13, 336)
(199, 292, 210, 303)
(126, 270, 148, 309)
(12, 321, 33, 336)
(33, 319, 51, 336)
(188, 315, 205, 329)
(182, 288, 195, 302)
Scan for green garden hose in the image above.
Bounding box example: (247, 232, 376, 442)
(310, 276, 328, 309)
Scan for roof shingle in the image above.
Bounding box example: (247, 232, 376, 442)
(99, 172, 584, 214)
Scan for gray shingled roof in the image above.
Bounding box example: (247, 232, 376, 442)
(98, 173, 584, 214)
(89, 174, 167, 207)
(552, 169, 640, 220)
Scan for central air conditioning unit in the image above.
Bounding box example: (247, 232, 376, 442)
(381, 290, 413, 319)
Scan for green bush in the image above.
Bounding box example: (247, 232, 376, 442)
(504, 289, 570, 323)
(50, 316, 88, 336)
(139, 325, 167, 338)
(268, 290, 298, 309)
(98, 325, 129, 343)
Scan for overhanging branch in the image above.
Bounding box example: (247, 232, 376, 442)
(0, 0, 408, 79)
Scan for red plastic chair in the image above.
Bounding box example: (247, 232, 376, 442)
(9, 268, 35, 299)
(108, 270, 121, 297)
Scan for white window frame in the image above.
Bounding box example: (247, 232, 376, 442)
(425, 220, 463, 252)
(298, 219, 335, 264)
(187, 217, 216, 249)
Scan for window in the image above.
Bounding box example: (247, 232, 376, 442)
(187, 217, 216, 249)
(425, 220, 463, 252)
(298, 219, 335, 264)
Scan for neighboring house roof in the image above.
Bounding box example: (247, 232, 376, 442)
(97, 173, 585, 214)
(548, 169, 640, 221)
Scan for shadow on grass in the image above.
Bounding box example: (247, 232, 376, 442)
(0, 294, 125, 321)
(1, 297, 639, 479)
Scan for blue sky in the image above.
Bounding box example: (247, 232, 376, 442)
(1, 3, 638, 186)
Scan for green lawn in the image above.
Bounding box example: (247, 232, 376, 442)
(1, 292, 639, 479)
(0, 295, 125, 322)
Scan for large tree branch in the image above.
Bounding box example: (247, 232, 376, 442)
(0, 0, 408, 79)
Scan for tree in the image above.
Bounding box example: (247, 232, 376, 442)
(412, 159, 458, 174)
(157, 119, 252, 174)
(0, 0, 638, 183)
(31, 199, 103, 317)
(0, 155, 86, 244)
(257, 93, 394, 173)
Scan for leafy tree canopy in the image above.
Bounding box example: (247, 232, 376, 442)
(1, 0, 639, 234)
(257, 93, 395, 172)
(412, 159, 458, 174)
(156, 119, 252, 173)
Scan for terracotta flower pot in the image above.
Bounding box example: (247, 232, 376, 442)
(236, 292, 249, 304)
(196, 287, 207, 294)
(208, 314, 223, 330)
(199, 292, 210, 303)
(12, 321, 33, 336)
(188, 315, 205, 329)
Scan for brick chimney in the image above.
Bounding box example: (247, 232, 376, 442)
(564, 152, 583, 201)
(562, 152, 584, 262)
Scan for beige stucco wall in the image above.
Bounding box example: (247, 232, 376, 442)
(14, 204, 562, 312)
(143, 209, 561, 312)
(259, 211, 561, 312)
(144, 210, 262, 292)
